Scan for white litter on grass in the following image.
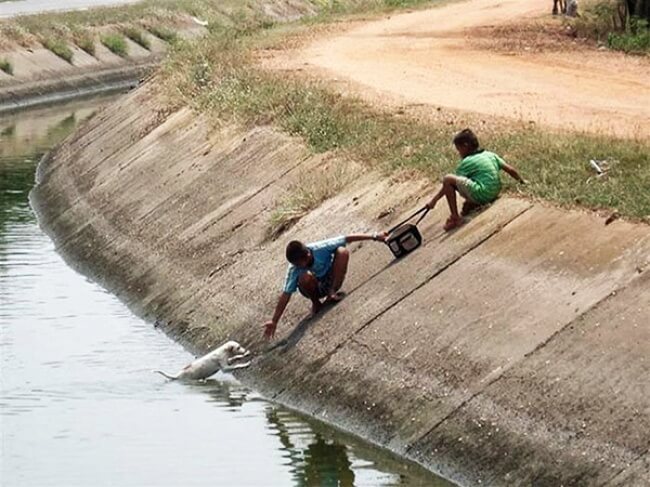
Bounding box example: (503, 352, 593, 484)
(589, 159, 604, 175)
(192, 16, 209, 27)
(587, 158, 617, 183)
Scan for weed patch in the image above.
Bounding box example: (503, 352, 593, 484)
(570, 1, 650, 54)
(42, 37, 74, 63)
(73, 29, 96, 56)
(101, 33, 128, 57)
(122, 26, 151, 50)
(0, 58, 13, 75)
(607, 17, 650, 54)
(268, 162, 358, 238)
(148, 25, 178, 43)
(0, 24, 33, 49)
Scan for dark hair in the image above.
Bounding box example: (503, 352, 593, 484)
(286, 240, 309, 264)
(453, 128, 480, 151)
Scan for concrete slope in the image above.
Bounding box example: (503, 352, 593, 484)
(32, 86, 650, 486)
(0, 27, 204, 113)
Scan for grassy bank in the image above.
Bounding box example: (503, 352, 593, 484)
(0, 0, 434, 65)
(157, 7, 649, 221)
(0, 0, 391, 46)
(0, 0, 313, 60)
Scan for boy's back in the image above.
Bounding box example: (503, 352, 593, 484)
(455, 150, 504, 204)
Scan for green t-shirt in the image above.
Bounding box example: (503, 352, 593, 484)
(455, 150, 505, 204)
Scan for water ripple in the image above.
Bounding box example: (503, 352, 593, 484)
(0, 98, 444, 487)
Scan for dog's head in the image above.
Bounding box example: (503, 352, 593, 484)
(224, 341, 250, 362)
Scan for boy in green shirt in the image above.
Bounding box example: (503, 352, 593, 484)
(426, 129, 525, 231)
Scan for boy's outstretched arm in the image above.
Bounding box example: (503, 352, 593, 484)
(263, 292, 291, 339)
(345, 233, 388, 243)
(426, 185, 446, 210)
(501, 162, 526, 184)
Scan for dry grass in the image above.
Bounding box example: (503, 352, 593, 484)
(73, 29, 96, 57)
(468, 2, 649, 56)
(159, 15, 650, 221)
(0, 24, 34, 50)
(267, 161, 358, 238)
(147, 25, 178, 43)
(468, 21, 593, 54)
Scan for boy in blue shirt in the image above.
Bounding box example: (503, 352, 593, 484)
(263, 233, 386, 339)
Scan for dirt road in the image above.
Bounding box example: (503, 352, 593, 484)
(279, 0, 650, 138)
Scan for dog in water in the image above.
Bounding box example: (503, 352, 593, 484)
(155, 341, 251, 381)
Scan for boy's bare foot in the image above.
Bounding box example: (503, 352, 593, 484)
(324, 291, 345, 304)
(461, 200, 482, 217)
(308, 300, 324, 318)
(443, 216, 465, 232)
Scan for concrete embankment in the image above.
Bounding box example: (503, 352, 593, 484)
(0, 26, 203, 113)
(32, 85, 650, 486)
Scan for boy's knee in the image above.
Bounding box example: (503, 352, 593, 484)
(298, 272, 318, 299)
(298, 272, 317, 287)
(441, 174, 457, 185)
(335, 247, 350, 259)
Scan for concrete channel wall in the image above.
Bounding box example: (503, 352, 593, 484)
(0, 26, 206, 113)
(32, 85, 650, 486)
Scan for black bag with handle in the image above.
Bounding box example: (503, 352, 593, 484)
(385, 207, 429, 258)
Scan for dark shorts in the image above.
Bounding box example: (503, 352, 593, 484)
(299, 270, 333, 299)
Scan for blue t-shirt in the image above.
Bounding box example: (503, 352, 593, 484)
(282, 236, 347, 294)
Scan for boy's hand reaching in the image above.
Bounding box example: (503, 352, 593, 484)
(262, 320, 277, 340)
(373, 231, 389, 242)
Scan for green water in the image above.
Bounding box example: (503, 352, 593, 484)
(0, 97, 453, 487)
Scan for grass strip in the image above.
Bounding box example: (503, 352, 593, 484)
(121, 26, 151, 50)
(0, 0, 439, 47)
(0, 58, 12, 75)
(159, 20, 649, 220)
(101, 33, 128, 57)
(42, 37, 74, 63)
(72, 29, 96, 57)
(268, 161, 357, 238)
(148, 25, 178, 43)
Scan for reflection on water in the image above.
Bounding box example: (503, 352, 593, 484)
(0, 99, 449, 486)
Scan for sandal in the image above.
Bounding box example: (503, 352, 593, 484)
(443, 216, 465, 232)
(324, 291, 346, 304)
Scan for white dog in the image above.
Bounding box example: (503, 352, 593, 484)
(155, 341, 251, 381)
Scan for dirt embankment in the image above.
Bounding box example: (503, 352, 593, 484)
(268, 0, 650, 138)
(33, 85, 650, 486)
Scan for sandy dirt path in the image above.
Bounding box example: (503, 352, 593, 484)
(277, 0, 650, 138)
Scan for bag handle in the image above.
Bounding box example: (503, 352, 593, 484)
(387, 206, 429, 235)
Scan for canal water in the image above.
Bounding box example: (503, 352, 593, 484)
(0, 0, 139, 19)
(0, 97, 450, 487)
